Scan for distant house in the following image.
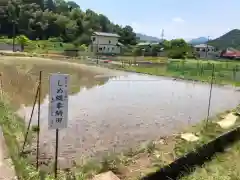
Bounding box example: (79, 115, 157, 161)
(193, 44, 217, 59)
(89, 32, 123, 55)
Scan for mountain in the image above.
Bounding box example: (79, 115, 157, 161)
(208, 29, 240, 49)
(188, 37, 208, 45)
(136, 33, 161, 42)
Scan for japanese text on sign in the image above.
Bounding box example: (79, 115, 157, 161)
(48, 73, 69, 129)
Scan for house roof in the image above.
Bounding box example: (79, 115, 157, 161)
(137, 42, 151, 46)
(136, 42, 161, 46)
(93, 32, 120, 38)
(194, 44, 214, 48)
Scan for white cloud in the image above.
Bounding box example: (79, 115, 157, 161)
(172, 17, 185, 23)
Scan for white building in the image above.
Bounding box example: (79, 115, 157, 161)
(90, 32, 123, 55)
(194, 44, 217, 59)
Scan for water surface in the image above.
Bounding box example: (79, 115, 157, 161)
(17, 74, 240, 164)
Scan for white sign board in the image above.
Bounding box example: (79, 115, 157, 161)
(48, 73, 69, 129)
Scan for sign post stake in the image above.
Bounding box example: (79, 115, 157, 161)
(54, 128, 59, 179)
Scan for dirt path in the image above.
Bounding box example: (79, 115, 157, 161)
(0, 127, 16, 180)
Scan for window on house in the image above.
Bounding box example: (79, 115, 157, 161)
(92, 37, 96, 41)
(108, 48, 110, 51)
(196, 48, 200, 51)
(112, 47, 114, 50)
(99, 47, 102, 51)
(109, 40, 111, 44)
(202, 48, 205, 52)
(103, 47, 106, 50)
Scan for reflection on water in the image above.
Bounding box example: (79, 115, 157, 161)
(0, 61, 110, 109)
(17, 74, 240, 163)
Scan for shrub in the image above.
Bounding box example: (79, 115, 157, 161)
(167, 48, 187, 59)
(15, 35, 31, 50)
(48, 37, 63, 42)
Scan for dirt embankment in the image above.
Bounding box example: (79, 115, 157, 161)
(0, 56, 128, 77)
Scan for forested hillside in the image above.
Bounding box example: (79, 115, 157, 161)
(0, 0, 137, 45)
(208, 29, 240, 49)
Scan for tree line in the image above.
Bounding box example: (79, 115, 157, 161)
(0, 0, 138, 45)
(132, 39, 194, 58)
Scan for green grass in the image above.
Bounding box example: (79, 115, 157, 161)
(115, 59, 240, 86)
(181, 141, 240, 180)
(0, 98, 79, 179)
(0, 99, 40, 179)
(0, 38, 74, 54)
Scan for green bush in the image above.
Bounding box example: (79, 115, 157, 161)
(48, 37, 63, 42)
(168, 49, 186, 59)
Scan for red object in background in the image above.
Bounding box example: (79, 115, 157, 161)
(221, 51, 240, 58)
(103, 60, 112, 63)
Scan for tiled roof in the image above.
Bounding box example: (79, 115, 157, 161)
(93, 32, 120, 38)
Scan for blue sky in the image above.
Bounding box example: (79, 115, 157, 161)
(75, 0, 239, 40)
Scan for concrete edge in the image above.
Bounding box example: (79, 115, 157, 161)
(142, 126, 240, 180)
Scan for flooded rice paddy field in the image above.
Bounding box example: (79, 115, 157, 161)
(0, 56, 240, 166)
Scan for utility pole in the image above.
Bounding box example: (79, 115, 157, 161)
(205, 36, 210, 60)
(161, 29, 164, 42)
(12, 21, 15, 52)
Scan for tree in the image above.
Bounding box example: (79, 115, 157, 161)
(16, 34, 30, 50)
(0, 0, 138, 45)
(119, 25, 137, 45)
(170, 39, 187, 48)
(98, 14, 110, 32)
(67, 1, 79, 9)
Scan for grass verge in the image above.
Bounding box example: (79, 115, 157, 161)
(181, 141, 240, 180)
(103, 59, 240, 87)
(0, 99, 40, 179)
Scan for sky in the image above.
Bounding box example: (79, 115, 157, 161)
(74, 0, 240, 40)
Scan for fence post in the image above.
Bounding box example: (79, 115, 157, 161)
(36, 71, 42, 169)
(21, 85, 39, 154)
(206, 63, 215, 126)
